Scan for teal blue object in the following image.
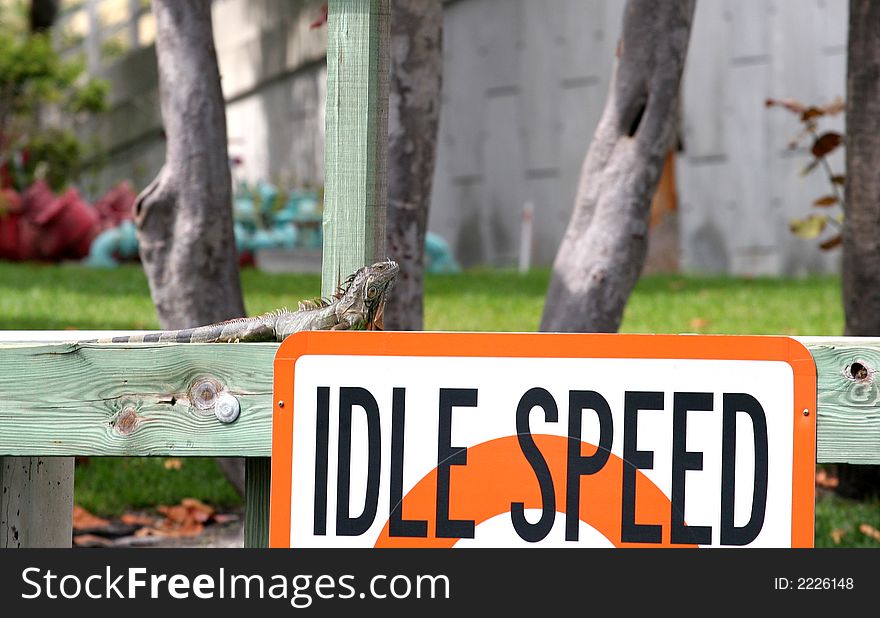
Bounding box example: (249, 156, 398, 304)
(256, 181, 279, 216)
(234, 222, 298, 253)
(425, 232, 460, 274)
(248, 224, 298, 251)
(82, 221, 139, 268)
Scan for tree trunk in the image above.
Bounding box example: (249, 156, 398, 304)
(29, 0, 58, 33)
(540, 0, 695, 333)
(384, 0, 443, 331)
(137, 0, 246, 496)
(837, 0, 880, 499)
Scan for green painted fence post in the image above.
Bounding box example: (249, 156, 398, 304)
(321, 0, 390, 293)
(242, 0, 391, 548)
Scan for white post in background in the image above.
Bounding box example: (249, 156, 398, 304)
(128, 0, 141, 50)
(519, 201, 534, 274)
(85, 0, 101, 74)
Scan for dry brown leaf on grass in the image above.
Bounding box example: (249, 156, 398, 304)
(181, 498, 215, 522)
(72, 505, 110, 530)
(815, 469, 839, 489)
(859, 523, 880, 542)
(120, 512, 158, 527)
(135, 498, 217, 538)
(830, 529, 846, 545)
(689, 317, 710, 330)
(134, 520, 205, 539)
(163, 458, 183, 470)
(158, 498, 214, 524)
(73, 534, 113, 547)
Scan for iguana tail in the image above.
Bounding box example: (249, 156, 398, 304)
(83, 312, 283, 343)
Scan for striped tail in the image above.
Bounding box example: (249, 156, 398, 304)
(83, 316, 277, 343)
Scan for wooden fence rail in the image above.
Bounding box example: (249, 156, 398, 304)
(0, 336, 878, 462)
(0, 335, 879, 547)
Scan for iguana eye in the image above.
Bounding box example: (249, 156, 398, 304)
(366, 285, 379, 300)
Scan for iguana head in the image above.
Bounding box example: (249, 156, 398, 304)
(336, 259, 399, 329)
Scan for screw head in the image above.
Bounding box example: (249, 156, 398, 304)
(278, 400, 285, 408)
(214, 392, 241, 424)
(803, 408, 810, 416)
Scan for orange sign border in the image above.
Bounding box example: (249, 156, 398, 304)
(269, 332, 817, 548)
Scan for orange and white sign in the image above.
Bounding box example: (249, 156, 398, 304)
(269, 332, 816, 548)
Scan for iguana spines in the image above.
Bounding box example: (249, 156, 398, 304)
(90, 259, 399, 343)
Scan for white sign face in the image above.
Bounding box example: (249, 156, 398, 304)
(270, 333, 816, 548)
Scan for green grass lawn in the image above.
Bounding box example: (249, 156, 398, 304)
(0, 262, 871, 546)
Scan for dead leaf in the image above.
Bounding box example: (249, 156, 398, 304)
(120, 512, 157, 527)
(689, 317, 710, 330)
(859, 523, 880, 542)
(790, 215, 827, 239)
(765, 97, 806, 114)
(815, 469, 839, 489)
(831, 174, 845, 185)
(800, 106, 824, 122)
(822, 97, 845, 116)
(149, 498, 217, 537)
(163, 458, 183, 470)
(134, 527, 160, 538)
(153, 520, 204, 538)
(157, 504, 191, 524)
(73, 505, 110, 530)
(819, 235, 842, 251)
(73, 534, 113, 547)
(181, 498, 215, 523)
(830, 529, 846, 545)
(811, 132, 844, 158)
(213, 513, 240, 524)
(813, 195, 839, 207)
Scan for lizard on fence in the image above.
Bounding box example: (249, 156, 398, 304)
(88, 259, 399, 343)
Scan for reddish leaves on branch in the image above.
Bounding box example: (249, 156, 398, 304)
(765, 96, 845, 122)
(813, 195, 840, 207)
(768, 95, 845, 251)
(812, 132, 844, 158)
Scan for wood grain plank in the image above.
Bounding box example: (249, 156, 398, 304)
(0, 342, 277, 457)
(800, 338, 880, 464)
(2, 337, 880, 466)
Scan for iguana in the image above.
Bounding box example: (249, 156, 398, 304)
(89, 259, 399, 343)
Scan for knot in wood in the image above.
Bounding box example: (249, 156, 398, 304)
(845, 361, 873, 383)
(190, 378, 223, 410)
(114, 407, 141, 436)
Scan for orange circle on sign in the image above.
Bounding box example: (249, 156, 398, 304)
(374, 434, 697, 548)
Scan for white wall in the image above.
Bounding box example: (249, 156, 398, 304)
(83, 0, 850, 276)
(678, 0, 846, 275)
(431, 0, 848, 274)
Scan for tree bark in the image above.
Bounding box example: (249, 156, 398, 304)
(383, 0, 442, 331)
(836, 0, 880, 498)
(540, 0, 695, 333)
(137, 0, 246, 496)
